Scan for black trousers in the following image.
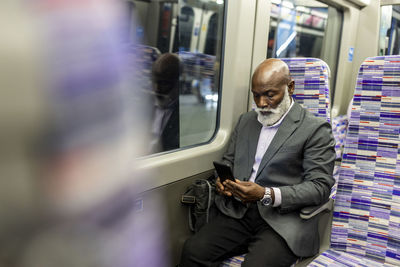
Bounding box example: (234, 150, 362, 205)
(180, 203, 298, 267)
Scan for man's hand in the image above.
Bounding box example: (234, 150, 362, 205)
(216, 177, 233, 197)
(223, 179, 266, 203)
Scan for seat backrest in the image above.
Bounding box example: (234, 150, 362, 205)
(281, 57, 331, 122)
(330, 56, 400, 265)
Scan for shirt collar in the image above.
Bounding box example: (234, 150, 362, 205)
(262, 97, 294, 129)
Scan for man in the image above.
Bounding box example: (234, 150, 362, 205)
(180, 59, 335, 266)
(149, 53, 180, 153)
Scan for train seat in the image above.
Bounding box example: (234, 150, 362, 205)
(330, 115, 350, 200)
(281, 58, 345, 200)
(281, 57, 331, 122)
(308, 56, 400, 266)
(221, 57, 333, 267)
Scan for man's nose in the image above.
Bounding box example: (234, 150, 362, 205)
(259, 96, 269, 108)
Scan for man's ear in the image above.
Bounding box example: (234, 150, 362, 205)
(288, 80, 295, 95)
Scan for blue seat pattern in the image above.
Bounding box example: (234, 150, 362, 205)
(309, 56, 400, 266)
(281, 57, 331, 122)
(330, 164, 340, 200)
(219, 255, 245, 267)
(332, 115, 349, 159)
(311, 250, 397, 266)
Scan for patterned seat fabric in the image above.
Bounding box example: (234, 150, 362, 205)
(281, 57, 331, 122)
(332, 115, 349, 159)
(221, 58, 332, 267)
(220, 255, 245, 267)
(283, 58, 341, 199)
(330, 164, 340, 200)
(309, 56, 400, 266)
(310, 250, 397, 267)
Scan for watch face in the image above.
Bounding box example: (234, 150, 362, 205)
(262, 196, 272, 206)
(261, 188, 272, 206)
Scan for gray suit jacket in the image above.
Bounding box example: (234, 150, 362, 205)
(215, 102, 335, 257)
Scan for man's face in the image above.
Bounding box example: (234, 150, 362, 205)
(252, 72, 294, 126)
(252, 79, 288, 110)
(152, 78, 178, 109)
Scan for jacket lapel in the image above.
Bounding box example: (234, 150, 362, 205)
(247, 112, 262, 179)
(255, 102, 303, 180)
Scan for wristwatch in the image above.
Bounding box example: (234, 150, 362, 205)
(260, 187, 273, 206)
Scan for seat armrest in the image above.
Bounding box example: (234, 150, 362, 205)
(300, 198, 333, 220)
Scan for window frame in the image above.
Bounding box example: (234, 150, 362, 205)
(136, 0, 257, 192)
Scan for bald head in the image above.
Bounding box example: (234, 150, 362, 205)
(252, 58, 291, 88)
(151, 53, 181, 108)
(251, 58, 294, 112)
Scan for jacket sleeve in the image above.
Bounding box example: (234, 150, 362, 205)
(278, 121, 336, 213)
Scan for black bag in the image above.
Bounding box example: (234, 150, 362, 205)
(181, 177, 217, 232)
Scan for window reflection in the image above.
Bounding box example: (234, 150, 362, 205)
(205, 13, 219, 55)
(149, 53, 181, 153)
(379, 5, 400, 55)
(268, 0, 328, 58)
(267, 0, 342, 99)
(129, 0, 224, 155)
(179, 6, 195, 52)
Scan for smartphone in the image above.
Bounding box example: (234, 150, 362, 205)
(213, 161, 235, 183)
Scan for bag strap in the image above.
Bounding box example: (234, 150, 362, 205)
(181, 195, 195, 204)
(188, 205, 195, 232)
(204, 179, 212, 224)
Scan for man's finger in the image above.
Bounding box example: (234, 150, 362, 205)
(225, 179, 238, 187)
(235, 189, 247, 199)
(235, 180, 252, 186)
(224, 181, 236, 192)
(218, 183, 224, 191)
(227, 181, 247, 193)
(216, 178, 224, 189)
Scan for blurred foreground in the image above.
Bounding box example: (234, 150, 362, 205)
(0, 1, 167, 266)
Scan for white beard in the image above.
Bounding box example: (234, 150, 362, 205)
(255, 88, 291, 127)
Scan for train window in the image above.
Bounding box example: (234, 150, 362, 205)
(267, 0, 343, 97)
(128, 0, 225, 155)
(379, 5, 400, 55)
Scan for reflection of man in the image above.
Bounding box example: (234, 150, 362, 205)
(150, 53, 180, 153)
(180, 59, 335, 266)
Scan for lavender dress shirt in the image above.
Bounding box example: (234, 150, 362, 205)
(249, 99, 294, 207)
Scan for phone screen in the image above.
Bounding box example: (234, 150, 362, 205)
(213, 161, 235, 182)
